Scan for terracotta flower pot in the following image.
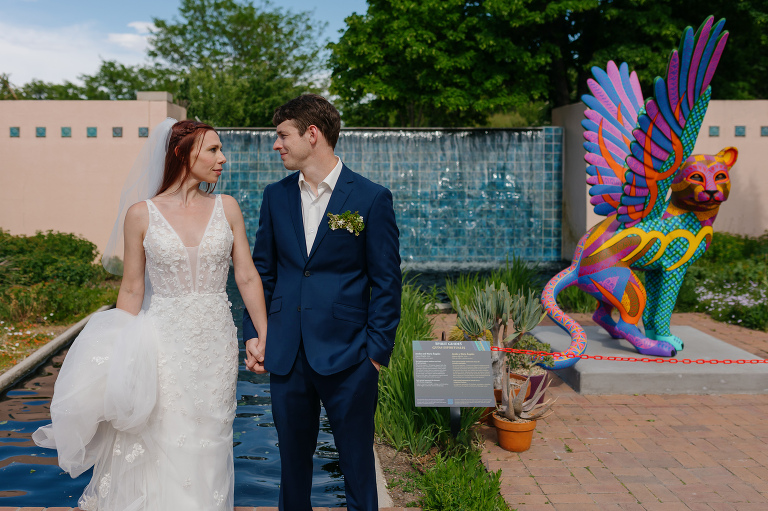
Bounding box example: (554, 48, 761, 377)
(492, 413, 537, 452)
(511, 371, 549, 404)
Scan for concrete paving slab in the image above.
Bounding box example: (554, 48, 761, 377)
(532, 325, 768, 395)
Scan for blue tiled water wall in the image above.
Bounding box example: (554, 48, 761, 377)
(217, 127, 563, 270)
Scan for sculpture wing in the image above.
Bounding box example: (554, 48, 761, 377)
(620, 16, 728, 226)
(581, 60, 644, 217)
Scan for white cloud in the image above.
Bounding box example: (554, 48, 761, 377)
(108, 21, 156, 52)
(0, 20, 151, 85)
(128, 21, 155, 34)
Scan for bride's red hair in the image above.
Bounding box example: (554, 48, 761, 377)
(157, 120, 217, 195)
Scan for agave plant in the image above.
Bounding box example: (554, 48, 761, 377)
(497, 375, 556, 422)
(448, 299, 494, 343)
(499, 290, 549, 412)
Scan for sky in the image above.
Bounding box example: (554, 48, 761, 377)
(0, 0, 369, 85)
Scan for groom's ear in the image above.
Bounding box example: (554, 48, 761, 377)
(307, 125, 318, 142)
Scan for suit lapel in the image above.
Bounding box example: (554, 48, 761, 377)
(286, 175, 309, 263)
(308, 165, 354, 260)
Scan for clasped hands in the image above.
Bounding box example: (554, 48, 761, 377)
(245, 336, 381, 374)
(245, 337, 267, 374)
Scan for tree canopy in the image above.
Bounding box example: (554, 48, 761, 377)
(329, 0, 768, 127)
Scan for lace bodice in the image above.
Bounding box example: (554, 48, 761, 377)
(144, 195, 233, 298)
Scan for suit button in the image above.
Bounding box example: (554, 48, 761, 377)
(297, 306, 301, 312)
(304, 271, 311, 277)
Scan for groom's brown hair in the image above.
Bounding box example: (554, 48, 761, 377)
(272, 94, 341, 149)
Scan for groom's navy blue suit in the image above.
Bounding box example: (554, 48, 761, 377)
(243, 164, 401, 510)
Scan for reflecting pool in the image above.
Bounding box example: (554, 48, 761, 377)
(0, 273, 345, 507)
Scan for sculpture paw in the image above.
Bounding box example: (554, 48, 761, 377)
(633, 339, 677, 358)
(654, 334, 684, 351)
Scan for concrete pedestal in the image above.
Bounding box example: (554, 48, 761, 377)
(532, 325, 768, 395)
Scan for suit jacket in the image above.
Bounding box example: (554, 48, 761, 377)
(243, 165, 401, 376)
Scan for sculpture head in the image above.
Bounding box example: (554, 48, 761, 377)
(670, 147, 738, 212)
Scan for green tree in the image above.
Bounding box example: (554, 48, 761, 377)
(78, 61, 174, 100)
(538, 0, 768, 106)
(148, 0, 327, 126)
(15, 79, 86, 100)
(0, 74, 20, 99)
(330, 0, 768, 127)
(329, 0, 548, 127)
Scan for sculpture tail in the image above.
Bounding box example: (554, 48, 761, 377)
(541, 265, 588, 370)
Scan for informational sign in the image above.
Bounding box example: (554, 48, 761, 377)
(412, 340, 495, 407)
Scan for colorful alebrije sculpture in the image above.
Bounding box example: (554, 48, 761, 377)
(543, 16, 738, 370)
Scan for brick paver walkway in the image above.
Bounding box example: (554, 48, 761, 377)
(482, 377, 768, 510)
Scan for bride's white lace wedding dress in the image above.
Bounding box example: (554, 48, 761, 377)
(33, 195, 239, 511)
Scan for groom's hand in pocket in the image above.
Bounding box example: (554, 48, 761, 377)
(245, 337, 267, 374)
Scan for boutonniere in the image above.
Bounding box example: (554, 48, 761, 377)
(327, 210, 365, 236)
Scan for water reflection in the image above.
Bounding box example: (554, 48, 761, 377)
(0, 273, 345, 507)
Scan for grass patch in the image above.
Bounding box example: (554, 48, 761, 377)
(418, 448, 508, 511)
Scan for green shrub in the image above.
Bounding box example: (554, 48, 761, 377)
(445, 256, 540, 313)
(0, 230, 118, 323)
(0, 281, 118, 324)
(445, 273, 482, 312)
(488, 256, 541, 296)
(700, 231, 768, 265)
(418, 449, 508, 511)
(556, 285, 597, 314)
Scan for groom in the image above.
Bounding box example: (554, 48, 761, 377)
(243, 94, 401, 510)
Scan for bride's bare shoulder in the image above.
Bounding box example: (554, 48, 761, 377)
(219, 194, 242, 212)
(124, 201, 150, 228)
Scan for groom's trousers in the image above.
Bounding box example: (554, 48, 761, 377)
(270, 340, 380, 511)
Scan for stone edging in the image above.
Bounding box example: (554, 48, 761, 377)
(0, 304, 114, 393)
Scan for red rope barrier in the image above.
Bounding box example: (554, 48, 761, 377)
(492, 347, 768, 365)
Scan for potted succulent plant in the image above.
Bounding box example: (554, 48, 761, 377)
(492, 377, 556, 452)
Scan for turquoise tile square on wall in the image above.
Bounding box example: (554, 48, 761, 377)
(36, 127, 46, 138)
(113, 127, 123, 138)
(139, 127, 149, 137)
(87, 127, 97, 138)
(735, 126, 746, 137)
(10, 127, 20, 137)
(708, 126, 719, 137)
(61, 127, 71, 138)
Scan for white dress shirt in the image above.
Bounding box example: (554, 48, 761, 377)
(298, 157, 343, 255)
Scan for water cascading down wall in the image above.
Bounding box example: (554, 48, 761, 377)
(217, 127, 564, 270)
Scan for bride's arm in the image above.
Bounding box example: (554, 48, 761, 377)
(115, 203, 148, 315)
(223, 195, 268, 374)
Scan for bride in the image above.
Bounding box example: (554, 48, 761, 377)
(33, 118, 268, 510)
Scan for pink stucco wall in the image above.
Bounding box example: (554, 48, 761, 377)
(554, 100, 768, 257)
(1, 95, 186, 255)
